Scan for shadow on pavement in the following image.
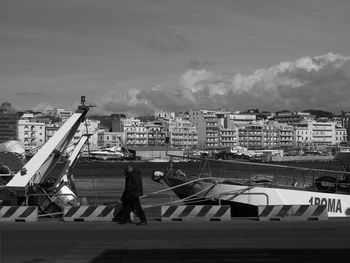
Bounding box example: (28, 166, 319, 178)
(90, 248, 350, 263)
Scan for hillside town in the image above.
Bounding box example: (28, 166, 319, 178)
(1, 100, 349, 161)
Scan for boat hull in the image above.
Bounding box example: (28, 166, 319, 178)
(211, 184, 350, 217)
(164, 176, 350, 217)
(90, 153, 124, 160)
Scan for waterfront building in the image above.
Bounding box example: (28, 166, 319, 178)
(262, 122, 280, 149)
(97, 130, 123, 148)
(145, 121, 166, 146)
(46, 123, 61, 142)
(167, 117, 198, 149)
(335, 127, 347, 145)
(153, 111, 175, 120)
(189, 110, 220, 148)
(219, 127, 239, 148)
(124, 118, 167, 147)
(295, 120, 347, 148)
(238, 124, 263, 150)
(341, 112, 350, 141)
(226, 112, 256, 126)
(74, 119, 100, 150)
(0, 102, 18, 143)
(54, 108, 75, 122)
(279, 124, 295, 148)
(110, 114, 125, 132)
(294, 122, 312, 147)
(124, 119, 148, 147)
(312, 122, 336, 146)
(237, 122, 292, 150)
(273, 111, 314, 125)
(18, 119, 46, 150)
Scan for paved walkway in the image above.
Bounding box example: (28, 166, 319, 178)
(2, 218, 350, 263)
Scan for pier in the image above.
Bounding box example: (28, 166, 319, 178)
(2, 218, 350, 263)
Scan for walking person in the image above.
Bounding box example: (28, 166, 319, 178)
(118, 163, 147, 225)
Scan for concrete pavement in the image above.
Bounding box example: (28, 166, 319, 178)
(2, 218, 350, 262)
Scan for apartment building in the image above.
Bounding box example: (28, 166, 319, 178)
(279, 124, 295, 148)
(239, 124, 263, 150)
(341, 112, 350, 141)
(97, 131, 123, 148)
(0, 102, 18, 143)
(167, 117, 198, 149)
(295, 121, 347, 147)
(18, 119, 46, 150)
(226, 113, 256, 126)
(124, 119, 148, 147)
(219, 127, 239, 148)
(189, 110, 220, 148)
(237, 122, 294, 150)
(262, 122, 280, 149)
(74, 119, 100, 149)
(54, 109, 75, 122)
(274, 112, 314, 125)
(46, 123, 61, 142)
(144, 121, 165, 146)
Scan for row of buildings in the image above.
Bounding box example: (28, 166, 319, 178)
(0, 101, 349, 153)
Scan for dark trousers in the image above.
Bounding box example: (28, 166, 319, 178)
(120, 197, 147, 223)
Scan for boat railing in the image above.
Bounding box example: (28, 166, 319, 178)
(215, 191, 270, 206)
(169, 156, 350, 194)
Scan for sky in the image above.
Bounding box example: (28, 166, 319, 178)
(1, 0, 350, 114)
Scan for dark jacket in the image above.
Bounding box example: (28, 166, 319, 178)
(122, 168, 143, 199)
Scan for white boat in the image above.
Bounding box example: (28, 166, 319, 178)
(148, 158, 169, 163)
(89, 146, 124, 160)
(152, 154, 350, 217)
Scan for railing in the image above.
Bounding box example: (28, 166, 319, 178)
(167, 154, 350, 194)
(214, 190, 269, 206)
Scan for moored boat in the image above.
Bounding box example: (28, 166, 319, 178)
(152, 155, 350, 217)
(89, 146, 124, 160)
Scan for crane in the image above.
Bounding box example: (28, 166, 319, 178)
(1, 96, 90, 215)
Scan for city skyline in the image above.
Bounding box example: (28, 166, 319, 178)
(1, 0, 350, 114)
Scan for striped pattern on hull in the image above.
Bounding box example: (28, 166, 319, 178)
(161, 205, 231, 222)
(258, 205, 328, 221)
(0, 206, 38, 222)
(63, 206, 115, 222)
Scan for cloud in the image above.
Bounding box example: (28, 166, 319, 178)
(32, 103, 55, 111)
(14, 91, 45, 96)
(96, 52, 350, 114)
(187, 59, 216, 69)
(148, 33, 189, 53)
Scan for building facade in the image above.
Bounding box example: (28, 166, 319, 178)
(97, 131, 123, 148)
(274, 112, 314, 125)
(0, 102, 18, 143)
(189, 110, 220, 148)
(295, 121, 347, 148)
(18, 119, 46, 150)
(167, 117, 198, 149)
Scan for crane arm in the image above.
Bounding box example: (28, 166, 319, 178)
(6, 105, 89, 193)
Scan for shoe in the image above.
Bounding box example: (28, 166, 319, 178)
(136, 221, 147, 225)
